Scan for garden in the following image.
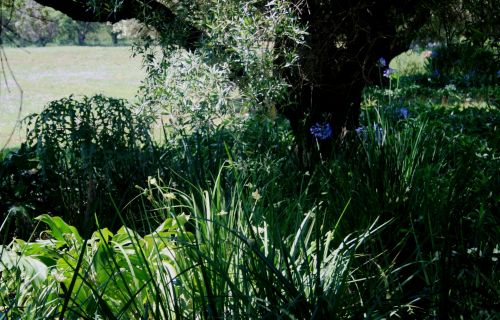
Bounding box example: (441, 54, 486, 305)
(0, 0, 499, 319)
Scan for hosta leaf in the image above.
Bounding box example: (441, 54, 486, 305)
(0, 249, 48, 284)
(154, 218, 174, 233)
(92, 228, 114, 244)
(35, 214, 82, 245)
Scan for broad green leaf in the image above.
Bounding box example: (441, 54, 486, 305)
(35, 215, 83, 244)
(0, 249, 48, 284)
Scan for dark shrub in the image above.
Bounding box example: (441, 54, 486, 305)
(425, 43, 500, 87)
(0, 95, 161, 238)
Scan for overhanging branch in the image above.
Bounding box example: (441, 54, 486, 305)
(32, 0, 202, 50)
(33, 0, 145, 23)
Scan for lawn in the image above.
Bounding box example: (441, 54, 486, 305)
(0, 46, 144, 147)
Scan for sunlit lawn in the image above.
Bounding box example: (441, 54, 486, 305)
(0, 46, 145, 147)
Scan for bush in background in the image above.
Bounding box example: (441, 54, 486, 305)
(425, 43, 500, 87)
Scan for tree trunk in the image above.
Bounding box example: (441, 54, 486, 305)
(277, 0, 427, 163)
(77, 32, 86, 45)
(281, 66, 366, 163)
(111, 32, 118, 45)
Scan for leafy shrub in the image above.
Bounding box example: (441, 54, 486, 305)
(425, 43, 500, 87)
(0, 95, 161, 237)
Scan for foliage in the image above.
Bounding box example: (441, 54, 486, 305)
(0, 173, 390, 319)
(1, 0, 500, 317)
(416, 0, 500, 47)
(2, 91, 499, 317)
(2, 0, 59, 46)
(136, 0, 304, 124)
(57, 16, 100, 46)
(1, 77, 499, 317)
(0, 213, 187, 319)
(336, 105, 499, 317)
(425, 43, 500, 87)
(0, 95, 161, 237)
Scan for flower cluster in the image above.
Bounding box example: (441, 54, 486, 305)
(383, 67, 397, 78)
(355, 123, 385, 145)
(377, 57, 387, 68)
(310, 122, 333, 140)
(377, 56, 397, 79)
(397, 107, 409, 119)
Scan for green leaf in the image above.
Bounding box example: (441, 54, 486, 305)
(0, 249, 48, 284)
(35, 215, 83, 245)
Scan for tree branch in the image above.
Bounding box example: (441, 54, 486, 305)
(32, 0, 177, 23)
(32, 0, 202, 50)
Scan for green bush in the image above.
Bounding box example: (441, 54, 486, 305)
(0, 95, 161, 237)
(425, 43, 500, 87)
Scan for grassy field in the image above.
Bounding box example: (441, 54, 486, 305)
(0, 46, 145, 147)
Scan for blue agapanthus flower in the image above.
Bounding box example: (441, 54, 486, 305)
(355, 124, 384, 144)
(398, 107, 409, 119)
(377, 57, 387, 68)
(355, 126, 365, 134)
(310, 122, 333, 140)
(383, 68, 397, 78)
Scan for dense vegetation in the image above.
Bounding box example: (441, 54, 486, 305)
(0, 0, 499, 319)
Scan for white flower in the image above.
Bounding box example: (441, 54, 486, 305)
(252, 190, 261, 201)
(148, 176, 158, 186)
(164, 192, 176, 200)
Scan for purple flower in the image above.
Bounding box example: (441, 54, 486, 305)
(383, 68, 397, 78)
(355, 126, 365, 134)
(356, 124, 384, 145)
(398, 107, 409, 119)
(310, 122, 333, 140)
(377, 57, 387, 68)
(496, 70, 500, 78)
